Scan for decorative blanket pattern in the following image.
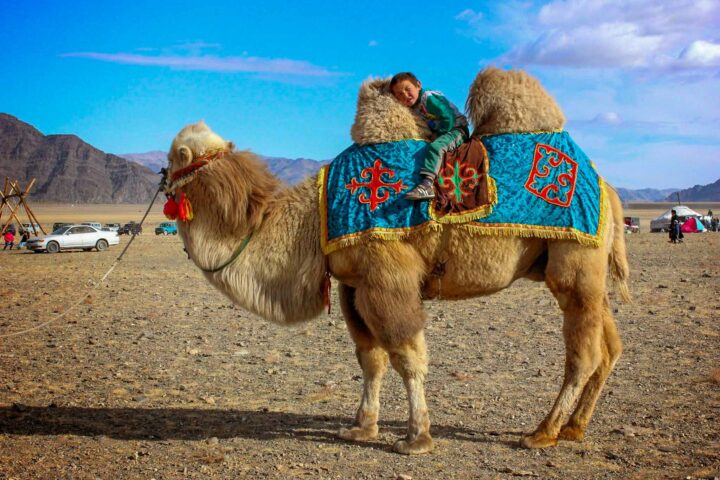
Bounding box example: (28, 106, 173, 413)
(318, 131, 607, 254)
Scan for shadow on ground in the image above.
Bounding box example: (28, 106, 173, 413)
(0, 404, 521, 449)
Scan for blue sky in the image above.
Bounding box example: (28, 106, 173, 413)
(1, 0, 719, 189)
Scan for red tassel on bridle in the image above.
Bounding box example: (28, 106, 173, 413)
(178, 192, 194, 222)
(163, 192, 193, 222)
(163, 195, 179, 220)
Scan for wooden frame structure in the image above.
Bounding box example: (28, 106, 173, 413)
(0, 178, 46, 236)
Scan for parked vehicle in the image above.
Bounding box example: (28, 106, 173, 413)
(155, 222, 178, 235)
(26, 225, 119, 253)
(623, 216, 640, 234)
(103, 223, 121, 232)
(52, 222, 73, 233)
(118, 222, 142, 235)
(81, 222, 103, 230)
(21, 222, 43, 235)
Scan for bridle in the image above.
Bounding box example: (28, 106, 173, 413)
(163, 148, 227, 193)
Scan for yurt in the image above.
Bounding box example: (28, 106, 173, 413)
(650, 205, 701, 232)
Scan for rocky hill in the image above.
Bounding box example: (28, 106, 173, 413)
(664, 178, 720, 202)
(0, 114, 159, 203)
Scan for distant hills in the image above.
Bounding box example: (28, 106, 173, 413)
(119, 151, 330, 185)
(663, 178, 720, 202)
(615, 187, 680, 202)
(1, 113, 717, 203)
(616, 181, 720, 203)
(0, 114, 158, 203)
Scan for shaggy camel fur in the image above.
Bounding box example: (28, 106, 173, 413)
(166, 68, 629, 455)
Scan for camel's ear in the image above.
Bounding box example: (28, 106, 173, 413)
(226, 141, 235, 151)
(178, 145, 193, 165)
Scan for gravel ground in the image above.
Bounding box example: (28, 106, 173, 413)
(0, 229, 718, 479)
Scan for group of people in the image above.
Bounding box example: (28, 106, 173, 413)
(2, 228, 30, 251)
(669, 209, 719, 244)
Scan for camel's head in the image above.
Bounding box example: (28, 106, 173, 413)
(165, 121, 235, 190)
(466, 67, 566, 136)
(350, 77, 432, 145)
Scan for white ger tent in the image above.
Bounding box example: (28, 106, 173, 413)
(650, 205, 701, 232)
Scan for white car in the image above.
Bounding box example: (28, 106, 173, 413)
(26, 224, 120, 253)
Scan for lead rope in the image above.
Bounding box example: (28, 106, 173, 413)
(0, 184, 163, 339)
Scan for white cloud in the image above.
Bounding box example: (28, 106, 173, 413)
(593, 112, 623, 125)
(455, 8, 484, 26)
(678, 40, 720, 67)
(61, 51, 345, 77)
(493, 0, 720, 73)
(505, 23, 662, 67)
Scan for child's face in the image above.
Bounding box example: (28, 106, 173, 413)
(391, 79, 421, 107)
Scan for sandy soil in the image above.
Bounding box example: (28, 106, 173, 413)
(0, 203, 718, 479)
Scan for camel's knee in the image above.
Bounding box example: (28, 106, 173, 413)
(387, 334, 428, 380)
(356, 347, 389, 375)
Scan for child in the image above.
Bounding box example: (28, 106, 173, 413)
(3, 231, 14, 250)
(390, 72, 469, 200)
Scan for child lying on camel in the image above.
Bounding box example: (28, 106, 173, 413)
(390, 72, 469, 200)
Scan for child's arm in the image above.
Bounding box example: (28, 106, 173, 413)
(425, 94, 458, 132)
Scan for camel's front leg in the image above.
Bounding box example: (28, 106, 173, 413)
(388, 332, 432, 455)
(338, 345, 388, 441)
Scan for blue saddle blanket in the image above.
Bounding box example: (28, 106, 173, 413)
(318, 131, 607, 254)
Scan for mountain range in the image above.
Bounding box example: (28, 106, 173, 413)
(662, 178, 720, 202)
(0, 113, 717, 203)
(119, 151, 330, 185)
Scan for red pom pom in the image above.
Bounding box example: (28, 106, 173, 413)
(163, 196, 179, 220)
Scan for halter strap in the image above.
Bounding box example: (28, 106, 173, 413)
(199, 231, 254, 273)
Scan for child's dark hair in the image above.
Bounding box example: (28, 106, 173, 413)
(390, 72, 420, 88)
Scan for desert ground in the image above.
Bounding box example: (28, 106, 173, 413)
(0, 202, 718, 479)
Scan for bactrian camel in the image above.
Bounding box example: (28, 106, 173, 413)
(163, 67, 629, 455)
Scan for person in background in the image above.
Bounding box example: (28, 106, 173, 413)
(669, 210, 683, 244)
(19, 230, 29, 248)
(3, 230, 15, 250)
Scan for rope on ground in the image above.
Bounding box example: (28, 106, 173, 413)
(0, 186, 163, 339)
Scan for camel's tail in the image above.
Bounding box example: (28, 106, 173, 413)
(606, 185, 632, 303)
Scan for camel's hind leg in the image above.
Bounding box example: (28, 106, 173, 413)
(559, 298, 622, 441)
(522, 243, 610, 449)
(337, 284, 389, 442)
(386, 331, 432, 455)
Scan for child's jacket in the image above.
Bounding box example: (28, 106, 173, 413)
(412, 89, 468, 134)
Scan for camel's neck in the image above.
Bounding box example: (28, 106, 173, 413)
(177, 157, 326, 325)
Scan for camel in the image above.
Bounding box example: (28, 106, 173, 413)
(163, 67, 629, 455)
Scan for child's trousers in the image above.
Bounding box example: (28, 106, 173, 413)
(420, 127, 469, 178)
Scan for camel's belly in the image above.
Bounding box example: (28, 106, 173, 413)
(420, 234, 546, 299)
